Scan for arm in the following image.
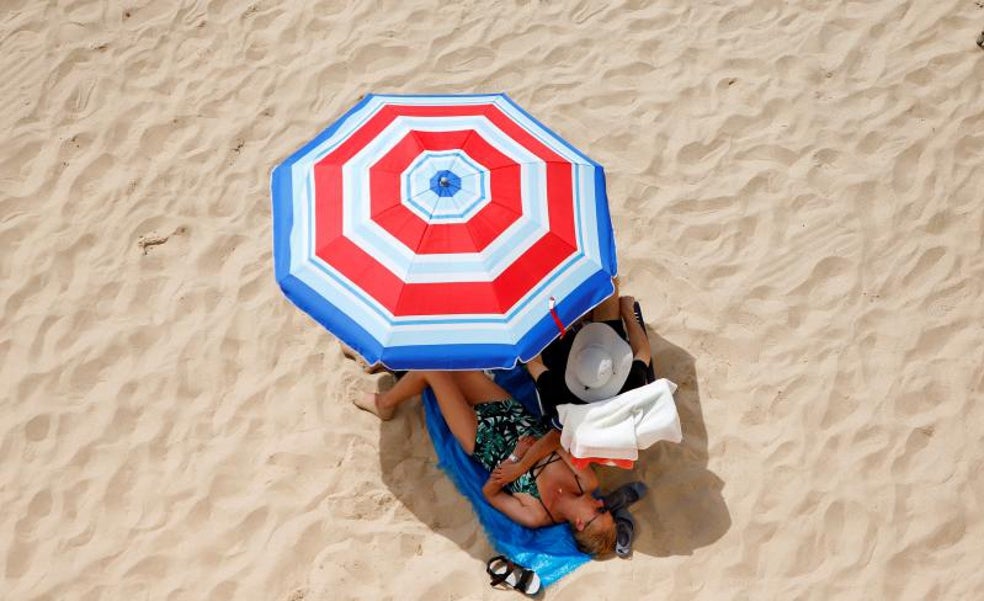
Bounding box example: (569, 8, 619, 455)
(620, 295, 652, 365)
(492, 430, 561, 485)
(527, 353, 577, 430)
(482, 477, 548, 528)
(525, 353, 549, 380)
(554, 446, 600, 493)
(514, 429, 560, 473)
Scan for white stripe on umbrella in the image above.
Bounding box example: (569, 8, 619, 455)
(290, 165, 609, 340)
(341, 116, 550, 283)
(272, 93, 616, 369)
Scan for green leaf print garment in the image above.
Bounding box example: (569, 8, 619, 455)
(472, 398, 550, 497)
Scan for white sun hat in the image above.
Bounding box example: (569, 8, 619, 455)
(564, 322, 634, 402)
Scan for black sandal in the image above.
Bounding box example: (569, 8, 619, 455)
(485, 555, 542, 596)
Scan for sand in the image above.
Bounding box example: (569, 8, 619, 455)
(2, 0, 983, 599)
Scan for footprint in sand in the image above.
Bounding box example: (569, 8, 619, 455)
(137, 226, 187, 255)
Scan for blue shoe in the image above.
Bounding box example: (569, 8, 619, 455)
(602, 481, 648, 512)
(613, 507, 636, 558)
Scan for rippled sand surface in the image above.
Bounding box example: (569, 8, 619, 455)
(2, 1, 983, 599)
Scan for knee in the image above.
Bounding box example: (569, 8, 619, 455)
(416, 370, 451, 385)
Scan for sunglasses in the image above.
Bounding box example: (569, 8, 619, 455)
(583, 503, 610, 530)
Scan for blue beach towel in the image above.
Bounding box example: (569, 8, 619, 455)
(421, 367, 589, 587)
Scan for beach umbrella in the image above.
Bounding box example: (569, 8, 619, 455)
(271, 93, 617, 370)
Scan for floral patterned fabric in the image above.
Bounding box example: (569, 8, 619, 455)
(472, 398, 549, 498)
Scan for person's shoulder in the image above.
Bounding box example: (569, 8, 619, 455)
(511, 492, 553, 526)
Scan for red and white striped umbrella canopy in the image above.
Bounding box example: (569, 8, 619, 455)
(272, 94, 617, 369)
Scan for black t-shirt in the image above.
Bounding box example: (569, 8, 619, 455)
(533, 319, 652, 430)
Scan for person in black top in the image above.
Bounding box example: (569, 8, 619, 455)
(526, 283, 654, 431)
(502, 284, 655, 559)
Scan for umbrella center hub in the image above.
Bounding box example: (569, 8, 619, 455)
(429, 170, 462, 198)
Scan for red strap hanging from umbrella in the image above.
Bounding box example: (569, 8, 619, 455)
(549, 296, 565, 339)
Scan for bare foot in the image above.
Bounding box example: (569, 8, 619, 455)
(363, 362, 389, 375)
(341, 343, 392, 375)
(353, 392, 395, 421)
(340, 342, 360, 362)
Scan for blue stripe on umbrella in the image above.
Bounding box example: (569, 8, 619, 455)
(272, 94, 618, 369)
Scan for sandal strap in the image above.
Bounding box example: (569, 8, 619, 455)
(485, 555, 508, 575)
(489, 571, 511, 587)
(486, 555, 517, 588)
(516, 568, 535, 592)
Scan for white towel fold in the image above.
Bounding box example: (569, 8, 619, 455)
(556, 378, 683, 461)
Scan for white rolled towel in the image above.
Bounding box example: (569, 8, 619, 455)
(556, 378, 683, 461)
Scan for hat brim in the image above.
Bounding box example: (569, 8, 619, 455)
(564, 322, 634, 402)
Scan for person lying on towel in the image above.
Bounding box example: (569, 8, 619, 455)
(355, 370, 617, 557)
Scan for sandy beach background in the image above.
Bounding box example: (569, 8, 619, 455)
(2, 0, 983, 599)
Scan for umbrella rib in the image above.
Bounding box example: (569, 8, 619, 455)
(281, 96, 611, 370)
(453, 171, 485, 200)
(408, 129, 429, 155)
(387, 141, 596, 342)
(486, 195, 526, 223)
(506, 159, 596, 168)
(447, 129, 479, 175)
(406, 183, 437, 203)
(460, 221, 511, 315)
(390, 248, 427, 336)
(372, 200, 413, 224)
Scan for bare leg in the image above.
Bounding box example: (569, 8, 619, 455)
(417, 371, 482, 454)
(377, 371, 429, 407)
(449, 371, 511, 405)
(355, 371, 490, 455)
(340, 342, 386, 374)
(590, 277, 621, 322)
(354, 370, 429, 420)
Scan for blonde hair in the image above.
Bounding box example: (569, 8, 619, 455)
(572, 518, 617, 557)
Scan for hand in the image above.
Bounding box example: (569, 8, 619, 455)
(492, 462, 525, 485)
(512, 435, 536, 459)
(619, 295, 636, 312)
(525, 354, 548, 379)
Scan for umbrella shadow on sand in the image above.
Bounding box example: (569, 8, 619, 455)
(370, 330, 729, 561)
(373, 378, 493, 563)
(604, 331, 731, 557)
